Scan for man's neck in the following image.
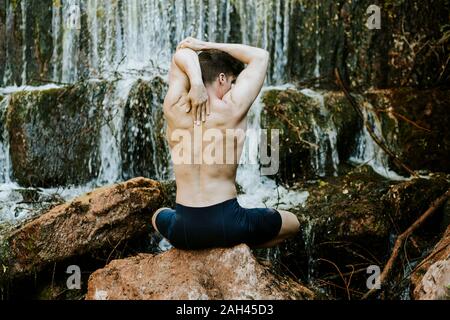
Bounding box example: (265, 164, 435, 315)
(205, 84, 221, 101)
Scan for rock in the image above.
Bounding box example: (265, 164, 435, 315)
(365, 88, 450, 175)
(86, 244, 315, 300)
(261, 88, 360, 184)
(4, 76, 172, 187)
(411, 224, 450, 300)
(277, 165, 449, 297)
(0, 177, 165, 279)
(261, 87, 450, 184)
(1, 0, 54, 86)
(288, 0, 449, 89)
(121, 77, 170, 181)
(6, 82, 106, 187)
(382, 172, 450, 231)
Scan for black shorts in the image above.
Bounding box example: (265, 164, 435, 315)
(154, 198, 282, 250)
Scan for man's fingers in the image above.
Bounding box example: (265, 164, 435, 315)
(191, 104, 198, 125)
(206, 99, 210, 116)
(177, 39, 192, 50)
(201, 103, 206, 122)
(196, 106, 201, 126)
(185, 100, 192, 113)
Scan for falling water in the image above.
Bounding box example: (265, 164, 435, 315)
(348, 99, 409, 181)
(61, 0, 81, 83)
(236, 84, 309, 210)
(313, 0, 321, 79)
(300, 88, 340, 177)
(0, 96, 12, 184)
(20, 0, 28, 85)
(96, 79, 135, 185)
(2, 2, 14, 86)
(47, 0, 293, 85)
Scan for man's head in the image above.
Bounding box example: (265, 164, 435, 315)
(198, 50, 245, 98)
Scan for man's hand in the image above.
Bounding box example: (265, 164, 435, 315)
(187, 82, 209, 125)
(177, 37, 209, 52)
(171, 46, 210, 125)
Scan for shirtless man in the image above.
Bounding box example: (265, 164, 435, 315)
(152, 37, 300, 249)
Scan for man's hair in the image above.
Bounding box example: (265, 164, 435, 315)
(198, 50, 245, 84)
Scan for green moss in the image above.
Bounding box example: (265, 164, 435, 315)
(6, 81, 107, 187)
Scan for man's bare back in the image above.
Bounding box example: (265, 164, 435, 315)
(164, 90, 247, 207)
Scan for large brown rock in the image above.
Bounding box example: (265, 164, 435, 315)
(0, 177, 165, 279)
(411, 224, 450, 300)
(86, 244, 315, 300)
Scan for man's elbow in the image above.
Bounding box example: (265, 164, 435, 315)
(256, 48, 269, 60)
(255, 49, 269, 66)
(256, 50, 270, 72)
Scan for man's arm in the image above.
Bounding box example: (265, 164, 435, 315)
(164, 48, 209, 124)
(178, 38, 269, 120)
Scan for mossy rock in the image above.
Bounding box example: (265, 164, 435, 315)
(0, 0, 54, 86)
(121, 77, 170, 181)
(365, 88, 450, 174)
(277, 164, 449, 298)
(288, 0, 450, 89)
(261, 88, 360, 185)
(6, 81, 107, 187)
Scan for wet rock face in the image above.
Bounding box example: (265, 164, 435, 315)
(3, 76, 172, 188)
(261, 88, 360, 185)
(6, 82, 106, 187)
(288, 0, 449, 89)
(2, 1, 448, 89)
(0, 0, 54, 86)
(382, 173, 450, 231)
(411, 224, 450, 300)
(261, 87, 450, 186)
(86, 244, 315, 300)
(365, 88, 450, 175)
(121, 77, 170, 181)
(0, 177, 165, 279)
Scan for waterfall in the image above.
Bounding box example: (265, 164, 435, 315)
(20, 0, 28, 85)
(348, 99, 409, 181)
(300, 89, 340, 177)
(313, 0, 321, 79)
(3, 2, 14, 86)
(0, 96, 12, 184)
(51, 0, 62, 81)
(0, 1, 422, 230)
(48, 0, 293, 84)
(236, 85, 309, 210)
(96, 79, 135, 185)
(61, 0, 81, 83)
